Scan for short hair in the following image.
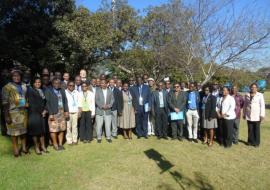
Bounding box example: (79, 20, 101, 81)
(67, 80, 74, 85)
(250, 83, 258, 88)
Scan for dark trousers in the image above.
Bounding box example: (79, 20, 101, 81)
(216, 119, 223, 145)
(80, 111, 92, 141)
(222, 119, 234, 147)
(247, 121, 261, 146)
(0, 108, 7, 136)
(155, 108, 168, 137)
(171, 120, 183, 139)
(232, 119, 240, 143)
(135, 106, 149, 137)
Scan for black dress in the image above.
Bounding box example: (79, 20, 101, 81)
(27, 88, 46, 136)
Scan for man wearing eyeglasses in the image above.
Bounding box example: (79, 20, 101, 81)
(167, 82, 187, 140)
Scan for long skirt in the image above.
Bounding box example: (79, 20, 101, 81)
(6, 109, 27, 136)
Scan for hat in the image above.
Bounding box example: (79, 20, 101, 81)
(148, 78, 154, 81)
(164, 77, 170, 82)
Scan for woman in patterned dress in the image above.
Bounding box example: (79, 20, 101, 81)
(2, 70, 29, 157)
(45, 78, 69, 151)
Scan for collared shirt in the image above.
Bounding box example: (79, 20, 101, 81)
(219, 95, 236, 120)
(78, 90, 95, 115)
(102, 88, 108, 104)
(65, 89, 79, 113)
(159, 91, 164, 108)
(212, 90, 219, 98)
(188, 91, 197, 110)
(75, 85, 82, 92)
(232, 93, 244, 119)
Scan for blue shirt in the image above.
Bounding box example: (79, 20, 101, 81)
(188, 91, 197, 110)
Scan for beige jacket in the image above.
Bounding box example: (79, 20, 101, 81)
(243, 92, 265, 121)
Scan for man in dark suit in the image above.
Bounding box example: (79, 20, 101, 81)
(152, 82, 169, 139)
(108, 79, 123, 139)
(130, 76, 151, 139)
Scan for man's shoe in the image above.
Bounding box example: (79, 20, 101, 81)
(178, 137, 183, 141)
(137, 136, 141, 139)
(97, 140, 102, 143)
(107, 139, 112, 143)
(193, 139, 199, 143)
(144, 136, 148, 139)
(112, 136, 118, 139)
(188, 138, 193, 142)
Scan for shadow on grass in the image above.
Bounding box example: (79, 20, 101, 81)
(144, 149, 214, 190)
(266, 104, 270, 110)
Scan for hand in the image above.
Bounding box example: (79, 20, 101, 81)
(208, 118, 212, 121)
(174, 108, 180, 113)
(260, 116, 264, 122)
(118, 112, 122, 116)
(91, 115, 95, 119)
(5, 115, 12, 125)
(78, 112, 82, 118)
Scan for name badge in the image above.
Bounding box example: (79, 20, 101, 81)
(139, 96, 143, 105)
(18, 98, 26, 107)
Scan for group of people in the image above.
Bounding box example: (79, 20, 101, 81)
(0, 68, 266, 158)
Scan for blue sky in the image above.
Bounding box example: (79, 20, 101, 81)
(76, 0, 270, 14)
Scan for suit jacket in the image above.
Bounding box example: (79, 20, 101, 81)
(204, 94, 217, 119)
(44, 87, 69, 115)
(130, 84, 151, 112)
(95, 87, 114, 116)
(152, 90, 169, 115)
(109, 87, 123, 113)
(167, 91, 187, 112)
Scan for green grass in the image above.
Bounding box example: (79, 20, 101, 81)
(0, 92, 270, 190)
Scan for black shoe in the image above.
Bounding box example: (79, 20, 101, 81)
(157, 136, 162, 140)
(178, 137, 183, 141)
(58, 146, 65, 150)
(107, 139, 112, 143)
(73, 142, 78, 145)
(42, 150, 50, 154)
(87, 140, 91, 143)
(83, 140, 87, 144)
(171, 138, 177, 140)
(137, 136, 141, 139)
(188, 138, 193, 142)
(53, 146, 60, 151)
(193, 139, 199, 143)
(144, 136, 148, 139)
(112, 136, 118, 139)
(163, 137, 169, 140)
(233, 141, 238, 145)
(97, 140, 102, 143)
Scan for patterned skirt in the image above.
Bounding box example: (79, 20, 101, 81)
(48, 109, 67, 133)
(6, 109, 27, 136)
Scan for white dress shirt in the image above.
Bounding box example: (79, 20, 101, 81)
(218, 95, 236, 120)
(102, 88, 108, 104)
(65, 89, 79, 113)
(78, 90, 95, 116)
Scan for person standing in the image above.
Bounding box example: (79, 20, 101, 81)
(65, 81, 80, 145)
(201, 86, 218, 147)
(130, 76, 151, 139)
(45, 78, 69, 151)
(119, 83, 135, 139)
(27, 78, 49, 154)
(217, 87, 236, 148)
(108, 79, 123, 139)
(80, 69, 88, 83)
(95, 79, 114, 143)
(147, 78, 156, 136)
(231, 85, 244, 144)
(61, 72, 70, 89)
(243, 83, 265, 147)
(116, 79, 123, 91)
(152, 82, 169, 139)
(78, 82, 95, 143)
(186, 82, 200, 143)
(167, 82, 187, 140)
(2, 70, 28, 157)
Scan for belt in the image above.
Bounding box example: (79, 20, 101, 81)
(189, 109, 197, 111)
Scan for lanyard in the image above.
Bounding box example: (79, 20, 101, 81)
(83, 92, 88, 102)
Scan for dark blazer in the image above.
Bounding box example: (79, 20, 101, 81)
(167, 91, 187, 112)
(110, 87, 123, 113)
(152, 90, 169, 114)
(44, 87, 69, 115)
(204, 94, 217, 119)
(130, 84, 151, 112)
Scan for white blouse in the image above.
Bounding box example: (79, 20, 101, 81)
(217, 95, 236, 120)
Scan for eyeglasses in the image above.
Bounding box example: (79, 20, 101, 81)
(174, 86, 180, 88)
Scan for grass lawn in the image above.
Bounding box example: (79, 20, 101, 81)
(0, 92, 269, 190)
